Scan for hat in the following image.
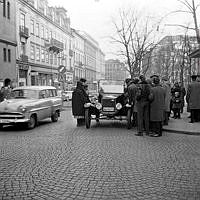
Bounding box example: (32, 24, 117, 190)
(191, 74, 197, 78)
(80, 78, 87, 83)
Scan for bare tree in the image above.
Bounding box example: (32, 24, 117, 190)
(165, 0, 200, 45)
(110, 9, 159, 78)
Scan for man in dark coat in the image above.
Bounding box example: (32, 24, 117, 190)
(72, 81, 90, 126)
(186, 74, 200, 123)
(135, 75, 150, 136)
(149, 77, 165, 137)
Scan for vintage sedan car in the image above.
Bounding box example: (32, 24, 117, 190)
(0, 86, 62, 129)
(84, 80, 132, 129)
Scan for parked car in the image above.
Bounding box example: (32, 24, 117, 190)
(84, 80, 132, 129)
(0, 86, 62, 129)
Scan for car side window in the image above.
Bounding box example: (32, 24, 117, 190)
(39, 90, 46, 99)
(48, 89, 54, 97)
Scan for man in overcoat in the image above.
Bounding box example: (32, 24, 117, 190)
(72, 80, 90, 126)
(186, 74, 200, 123)
(149, 77, 165, 137)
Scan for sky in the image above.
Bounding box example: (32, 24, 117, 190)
(48, 0, 197, 58)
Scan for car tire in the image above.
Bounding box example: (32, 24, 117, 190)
(127, 109, 132, 129)
(51, 111, 59, 122)
(85, 109, 91, 129)
(27, 115, 37, 129)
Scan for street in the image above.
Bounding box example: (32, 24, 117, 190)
(0, 106, 200, 200)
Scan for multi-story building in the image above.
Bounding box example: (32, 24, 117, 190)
(15, 0, 72, 89)
(78, 31, 100, 91)
(72, 29, 85, 83)
(146, 35, 199, 85)
(96, 48, 105, 81)
(105, 59, 126, 81)
(0, 0, 17, 88)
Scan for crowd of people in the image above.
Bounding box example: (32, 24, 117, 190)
(72, 74, 200, 136)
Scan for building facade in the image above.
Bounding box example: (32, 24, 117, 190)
(105, 59, 126, 81)
(16, 0, 72, 89)
(72, 29, 85, 84)
(0, 0, 17, 88)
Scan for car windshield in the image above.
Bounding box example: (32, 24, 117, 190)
(99, 80, 124, 94)
(12, 89, 39, 99)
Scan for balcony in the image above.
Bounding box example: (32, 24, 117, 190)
(19, 26, 29, 39)
(20, 54, 28, 63)
(47, 38, 64, 53)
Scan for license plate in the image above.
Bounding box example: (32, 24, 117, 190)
(103, 107, 114, 111)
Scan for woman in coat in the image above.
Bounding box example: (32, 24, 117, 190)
(149, 77, 166, 137)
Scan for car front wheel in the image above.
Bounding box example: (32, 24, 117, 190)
(51, 111, 59, 122)
(27, 115, 37, 129)
(85, 109, 91, 129)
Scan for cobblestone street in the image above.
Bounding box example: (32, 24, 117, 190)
(0, 107, 200, 200)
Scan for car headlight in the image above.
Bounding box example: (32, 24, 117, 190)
(116, 103, 122, 110)
(96, 103, 102, 110)
(18, 105, 27, 113)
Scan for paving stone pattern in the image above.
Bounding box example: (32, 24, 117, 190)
(0, 108, 200, 200)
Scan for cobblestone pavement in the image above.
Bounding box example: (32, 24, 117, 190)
(0, 108, 200, 200)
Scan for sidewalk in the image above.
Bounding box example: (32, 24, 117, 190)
(163, 110, 200, 135)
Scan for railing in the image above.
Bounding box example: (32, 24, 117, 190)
(19, 26, 29, 38)
(48, 38, 64, 53)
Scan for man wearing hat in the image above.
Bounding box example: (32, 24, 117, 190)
(186, 74, 200, 123)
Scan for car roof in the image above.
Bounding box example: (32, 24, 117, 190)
(13, 86, 57, 91)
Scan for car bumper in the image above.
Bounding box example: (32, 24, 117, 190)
(0, 118, 29, 125)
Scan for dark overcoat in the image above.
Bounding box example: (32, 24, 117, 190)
(72, 83, 90, 117)
(186, 81, 200, 109)
(150, 85, 165, 122)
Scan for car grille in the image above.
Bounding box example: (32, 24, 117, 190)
(102, 98, 115, 107)
(0, 112, 24, 119)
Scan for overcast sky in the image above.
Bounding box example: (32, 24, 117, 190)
(48, 0, 197, 58)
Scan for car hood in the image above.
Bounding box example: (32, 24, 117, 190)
(0, 99, 39, 112)
(101, 93, 122, 99)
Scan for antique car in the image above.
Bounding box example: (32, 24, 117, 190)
(84, 80, 132, 129)
(0, 86, 62, 129)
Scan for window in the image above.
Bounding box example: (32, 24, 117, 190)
(36, 47, 40, 61)
(45, 28, 48, 40)
(46, 51, 49, 63)
(8, 49, 11, 62)
(20, 42, 25, 55)
(54, 53, 57, 65)
(36, 23, 39, 37)
(41, 25, 44, 39)
(3, 48, 7, 62)
(3, 0, 6, 17)
(30, 20, 34, 34)
(41, 49, 45, 62)
(7, 2, 10, 19)
(30, 45, 35, 60)
(20, 13, 25, 27)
